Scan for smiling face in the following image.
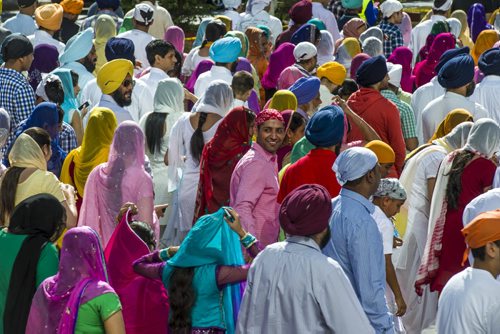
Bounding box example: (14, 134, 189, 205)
(256, 119, 286, 154)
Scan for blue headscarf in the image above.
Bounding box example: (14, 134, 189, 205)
(291, 23, 317, 45)
(52, 68, 79, 123)
(193, 18, 212, 49)
(162, 208, 244, 334)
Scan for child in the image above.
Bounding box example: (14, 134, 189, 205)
(231, 70, 254, 108)
(372, 178, 407, 333)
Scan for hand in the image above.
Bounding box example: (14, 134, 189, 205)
(167, 246, 179, 257)
(332, 95, 348, 110)
(184, 89, 198, 103)
(154, 203, 169, 218)
(61, 183, 77, 204)
(223, 207, 245, 238)
(116, 202, 138, 223)
(395, 296, 407, 317)
(393, 236, 403, 248)
(80, 105, 89, 119)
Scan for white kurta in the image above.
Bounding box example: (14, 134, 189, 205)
(421, 91, 488, 142)
(116, 29, 155, 71)
(238, 11, 282, 44)
(124, 1, 173, 39)
(181, 46, 210, 77)
(223, 9, 242, 30)
(409, 15, 447, 65)
(140, 67, 169, 98)
(471, 75, 500, 124)
(194, 66, 233, 98)
(318, 84, 333, 110)
(28, 30, 65, 53)
(437, 268, 500, 334)
(98, 94, 134, 124)
(312, 2, 341, 42)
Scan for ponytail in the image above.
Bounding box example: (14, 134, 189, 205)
(190, 112, 208, 164)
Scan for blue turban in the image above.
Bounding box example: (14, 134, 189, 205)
(289, 76, 321, 105)
(478, 47, 500, 76)
(97, 0, 120, 10)
(59, 27, 93, 65)
(342, 0, 363, 9)
(333, 147, 378, 186)
(209, 37, 242, 63)
(435, 46, 470, 73)
(438, 53, 474, 89)
(291, 23, 316, 45)
(356, 55, 387, 87)
(305, 105, 345, 147)
(105, 37, 135, 63)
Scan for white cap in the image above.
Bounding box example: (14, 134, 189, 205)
(134, 3, 154, 25)
(380, 0, 403, 18)
(293, 42, 317, 62)
(386, 62, 402, 88)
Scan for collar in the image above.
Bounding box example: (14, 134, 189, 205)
(294, 63, 312, 75)
(211, 65, 232, 75)
(149, 66, 169, 78)
(443, 91, 467, 100)
(470, 267, 499, 280)
(340, 188, 375, 214)
(252, 142, 277, 162)
(381, 89, 397, 98)
(286, 236, 322, 252)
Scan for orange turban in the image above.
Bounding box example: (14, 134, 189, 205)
(60, 0, 84, 15)
(365, 140, 395, 164)
(461, 210, 500, 265)
(35, 3, 63, 31)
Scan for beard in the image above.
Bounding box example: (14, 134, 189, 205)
(82, 55, 96, 73)
(318, 226, 331, 249)
(112, 89, 132, 107)
(465, 81, 476, 97)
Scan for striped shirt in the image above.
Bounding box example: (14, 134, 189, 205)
(381, 89, 417, 139)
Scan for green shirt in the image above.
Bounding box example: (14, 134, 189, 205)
(75, 293, 122, 334)
(0, 229, 59, 334)
(381, 89, 417, 139)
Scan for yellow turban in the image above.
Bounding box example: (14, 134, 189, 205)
(365, 140, 395, 164)
(317, 61, 347, 86)
(269, 90, 298, 112)
(97, 59, 134, 95)
(461, 210, 500, 265)
(35, 3, 63, 31)
(60, 0, 84, 15)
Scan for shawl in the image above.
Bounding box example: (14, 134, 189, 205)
(261, 42, 295, 90)
(429, 109, 473, 142)
(388, 47, 415, 93)
(471, 29, 499, 65)
(414, 33, 455, 88)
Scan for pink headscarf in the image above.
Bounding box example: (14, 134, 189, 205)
(397, 12, 412, 46)
(388, 47, 415, 93)
(164, 25, 185, 54)
(350, 53, 371, 79)
(261, 42, 295, 90)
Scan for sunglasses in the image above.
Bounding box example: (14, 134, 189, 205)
(122, 79, 136, 88)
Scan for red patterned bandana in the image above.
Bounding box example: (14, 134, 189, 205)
(255, 108, 285, 126)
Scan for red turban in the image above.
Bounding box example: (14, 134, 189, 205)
(255, 109, 285, 126)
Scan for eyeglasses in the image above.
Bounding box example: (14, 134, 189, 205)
(122, 79, 135, 88)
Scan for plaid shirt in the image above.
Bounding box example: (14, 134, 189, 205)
(379, 20, 404, 58)
(327, 0, 345, 20)
(381, 89, 417, 139)
(0, 67, 35, 154)
(59, 122, 77, 153)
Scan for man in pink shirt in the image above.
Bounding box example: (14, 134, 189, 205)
(230, 109, 286, 247)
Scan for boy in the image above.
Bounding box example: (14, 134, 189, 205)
(231, 70, 254, 109)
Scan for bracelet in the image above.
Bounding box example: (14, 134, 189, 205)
(240, 233, 257, 249)
(159, 248, 170, 261)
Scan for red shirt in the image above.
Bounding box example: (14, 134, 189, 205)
(278, 148, 341, 203)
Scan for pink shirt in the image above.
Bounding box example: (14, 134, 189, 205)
(230, 143, 280, 247)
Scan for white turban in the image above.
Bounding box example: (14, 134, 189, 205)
(245, 0, 271, 15)
(293, 42, 317, 62)
(387, 62, 402, 88)
(333, 147, 378, 186)
(433, 0, 452, 11)
(223, 0, 241, 9)
(359, 26, 384, 44)
(362, 37, 383, 57)
(380, 0, 403, 18)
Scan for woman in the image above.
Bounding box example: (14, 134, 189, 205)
(268, 89, 298, 111)
(468, 3, 493, 42)
(261, 42, 295, 101)
(362, 37, 383, 57)
(446, 17, 462, 40)
(451, 9, 474, 49)
(79, 121, 158, 246)
(245, 27, 269, 80)
(397, 12, 412, 46)
(317, 30, 335, 66)
(26, 227, 126, 334)
(192, 18, 211, 49)
(94, 14, 117, 74)
(194, 107, 256, 222)
(335, 38, 361, 75)
(471, 29, 499, 65)
(134, 208, 260, 334)
(28, 44, 59, 92)
(164, 25, 185, 56)
(388, 47, 415, 93)
(416, 119, 500, 295)
(225, 31, 249, 58)
(341, 18, 367, 39)
(417, 21, 450, 62)
(185, 60, 214, 94)
(290, 23, 321, 46)
(0, 109, 10, 176)
(60, 108, 118, 211)
(166, 81, 233, 245)
(277, 110, 307, 169)
(139, 79, 185, 227)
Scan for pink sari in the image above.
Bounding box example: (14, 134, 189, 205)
(388, 47, 415, 93)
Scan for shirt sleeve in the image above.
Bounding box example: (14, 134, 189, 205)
(87, 292, 122, 321)
(43, 172, 66, 202)
(36, 243, 59, 286)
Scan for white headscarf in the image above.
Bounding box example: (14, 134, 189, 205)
(191, 80, 234, 117)
(35, 73, 61, 102)
(333, 147, 378, 186)
(359, 26, 384, 45)
(440, 121, 473, 150)
(245, 0, 271, 15)
(154, 78, 185, 133)
(446, 18, 462, 38)
(317, 31, 335, 66)
(362, 37, 383, 57)
(380, 0, 403, 19)
(0, 108, 10, 149)
(223, 0, 241, 9)
(463, 118, 500, 159)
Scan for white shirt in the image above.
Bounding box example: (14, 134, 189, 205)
(409, 15, 447, 65)
(98, 94, 134, 124)
(318, 84, 333, 110)
(2, 13, 37, 36)
(471, 75, 500, 124)
(238, 10, 282, 44)
(372, 206, 393, 255)
(140, 67, 169, 98)
(116, 29, 155, 71)
(463, 188, 500, 226)
(124, 1, 173, 39)
(437, 268, 500, 334)
(28, 30, 65, 53)
(181, 46, 210, 77)
(223, 9, 242, 30)
(194, 65, 233, 97)
(421, 91, 488, 142)
(312, 2, 341, 42)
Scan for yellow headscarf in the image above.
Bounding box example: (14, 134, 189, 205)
(97, 59, 134, 95)
(451, 10, 474, 49)
(429, 108, 473, 142)
(341, 37, 362, 57)
(214, 15, 232, 32)
(471, 30, 499, 65)
(94, 14, 117, 75)
(317, 61, 347, 86)
(365, 140, 395, 164)
(8, 133, 47, 171)
(269, 90, 298, 111)
(60, 108, 117, 195)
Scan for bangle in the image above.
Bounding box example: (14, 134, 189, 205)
(159, 248, 170, 261)
(240, 233, 257, 249)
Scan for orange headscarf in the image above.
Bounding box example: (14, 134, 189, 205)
(471, 29, 500, 65)
(429, 108, 473, 142)
(461, 209, 500, 265)
(60, 0, 84, 15)
(245, 27, 269, 80)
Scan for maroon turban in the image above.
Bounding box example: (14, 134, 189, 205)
(289, 0, 313, 25)
(279, 184, 332, 236)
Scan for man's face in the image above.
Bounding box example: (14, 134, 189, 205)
(393, 10, 404, 24)
(311, 93, 322, 112)
(159, 50, 177, 72)
(379, 73, 390, 91)
(256, 119, 285, 154)
(112, 74, 133, 107)
(82, 45, 97, 73)
(21, 53, 34, 71)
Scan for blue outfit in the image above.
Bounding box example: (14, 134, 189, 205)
(52, 68, 80, 124)
(323, 188, 394, 333)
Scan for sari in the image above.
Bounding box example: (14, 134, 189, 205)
(468, 3, 493, 42)
(94, 14, 117, 74)
(245, 27, 268, 79)
(451, 10, 474, 49)
(164, 25, 185, 54)
(28, 44, 59, 92)
(26, 227, 116, 334)
(429, 109, 473, 142)
(387, 47, 415, 93)
(51, 68, 79, 124)
(471, 29, 499, 65)
(261, 42, 295, 91)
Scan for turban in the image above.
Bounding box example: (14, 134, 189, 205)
(280, 184, 332, 236)
(133, 3, 154, 26)
(59, 27, 93, 65)
(305, 105, 344, 147)
(333, 147, 378, 186)
(317, 61, 346, 86)
(209, 37, 242, 63)
(308, 18, 326, 31)
(97, 59, 134, 95)
(433, 0, 452, 11)
(269, 90, 298, 111)
(435, 46, 470, 73)
(462, 210, 500, 265)
(222, 0, 241, 9)
(289, 76, 321, 105)
(105, 37, 136, 63)
(362, 37, 383, 57)
(356, 55, 387, 87)
(374, 178, 407, 200)
(255, 109, 285, 126)
(380, 0, 403, 18)
(350, 53, 370, 79)
(60, 0, 84, 15)
(342, 0, 362, 9)
(478, 47, 500, 76)
(387, 62, 403, 88)
(18, 0, 36, 8)
(365, 140, 395, 164)
(97, 0, 120, 10)
(289, 0, 312, 25)
(438, 53, 474, 88)
(35, 3, 63, 31)
(293, 42, 317, 62)
(1, 34, 33, 61)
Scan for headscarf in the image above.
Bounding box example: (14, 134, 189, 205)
(59, 27, 93, 65)
(374, 177, 406, 200)
(418, 21, 451, 61)
(28, 44, 59, 91)
(193, 18, 211, 49)
(214, 15, 232, 32)
(291, 23, 318, 45)
(153, 78, 185, 135)
(317, 30, 335, 65)
(261, 42, 295, 90)
(387, 62, 403, 87)
(342, 18, 366, 39)
(317, 61, 347, 86)
(333, 146, 378, 186)
(397, 12, 412, 46)
(35, 74, 61, 102)
(8, 133, 47, 171)
(468, 3, 493, 42)
(335, 38, 361, 72)
(5, 194, 64, 334)
(164, 26, 185, 54)
(185, 59, 214, 93)
(35, 3, 63, 31)
(225, 31, 249, 57)
(362, 36, 383, 57)
(97, 59, 134, 95)
(349, 53, 370, 79)
(308, 18, 326, 31)
(289, 0, 312, 25)
(471, 30, 499, 65)
(463, 118, 500, 159)
(51, 68, 79, 124)
(365, 140, 395, 164)
(290, 136, 315, 163)
(94, 14, 116, 74)
(461, 210, 500, 265)
(194, 107, 253, 221)
(446, 18, 462, 39)
(429, 109, 473, 142)
(192, 80, 234, 117)
(359, 26, 384, 45)
(245, 27, 268, 78)
(245, 0, 271, 15)
(26, 227, 115, 334)
(269, 90, 298, 111)
(387, 47, 415, 93)
(451, 9, 474, 49)
(305, 105, 344, 147)
(0, 108, 10, 154)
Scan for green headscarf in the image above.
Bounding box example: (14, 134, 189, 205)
(290, 136, 316, 163)
(225, 31, 249, 58)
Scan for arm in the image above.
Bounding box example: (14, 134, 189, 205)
(405, 138, 418, 152)
(132, 250, 166, 279)
(71, 111, 84, 146)
(333, 96, 380, 142)
(385, 254, 406, 317)
(427, 177, 436, 203)
(386, 104, 406, 175)
(103, 310, 126, 334)
(61, 184, 78, 228)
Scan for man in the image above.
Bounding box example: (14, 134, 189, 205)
(379, 0, 404, 58)
(141, 40, 177, 97)
(124, 0, 173, 39)
(337, 0, 362, 30)
(324, 147, 394, 333)
(116, 3, 155, 72)
(472, 47, 500, 124)
(422, 53, 488, 142)
(275, 0, 312, 48)
(365, 140, 395, 178)
(348, 55, 406, 175)
(381, 63, 418, 151)
(0, 35, 35, 154)
(437, 210, 500, 333)
(278, 105, 344, 202)
(2, 0, 37, 36)
(230, 109, 286, 247)
(29, 3, 65, 53)
(194, 37, 242, 97)
(237, 184, 375, 333)
(59, 28, 96, 95)
(317, 61, 346, 109)
(222, 0, 242, 30)
(278, 41, 317, 90)
(409, 0, 451, 65)
(312, 0, 341, 41)
(80, 0, 123, 31)
(288, 76, 322, 119)
(55, 0, 83, 43)
(239, 0, 282, 45)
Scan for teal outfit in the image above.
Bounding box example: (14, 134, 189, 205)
(290, 136, 316, 163)
(52, 68, 79, 124)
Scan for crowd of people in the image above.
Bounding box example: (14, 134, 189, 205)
(1, 0, 500, 332)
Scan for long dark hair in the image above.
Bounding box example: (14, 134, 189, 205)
(445, 150, 476, 210)
(168, 267, 196, 333)
(145, 112, 167, 155)
(190, 112, 208, 163)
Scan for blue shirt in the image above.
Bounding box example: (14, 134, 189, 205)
(2, 13, 37, 36)
(323, 188, 394, 333)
